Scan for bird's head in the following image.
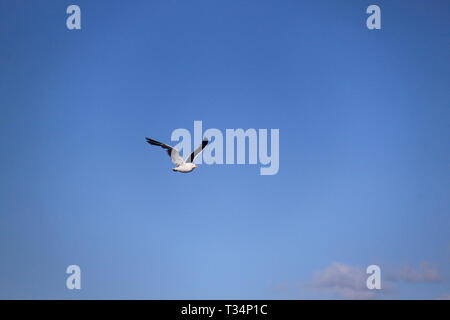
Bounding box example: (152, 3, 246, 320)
(188, 163, 198, 170)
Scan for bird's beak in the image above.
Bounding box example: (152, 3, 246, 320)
(194, 165, 198, 168)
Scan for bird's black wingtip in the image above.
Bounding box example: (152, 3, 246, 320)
(146, 138, 167, 149)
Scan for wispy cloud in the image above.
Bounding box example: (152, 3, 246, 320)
(308, 262, 379, 299)
(385, 262, 442, 283)
(436, 293, 450, 300)
(297, 261, 442, 299)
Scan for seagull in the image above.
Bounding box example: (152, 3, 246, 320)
(145, 137, 209, 173)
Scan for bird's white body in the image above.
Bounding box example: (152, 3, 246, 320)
(172, 163, 197, 173)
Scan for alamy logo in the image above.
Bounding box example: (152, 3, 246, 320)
(169, 121, 279, 175)
(66, 265, 81, 290)
(66, 5, 81, 30)
(366, 5, 381, 30)
(366, 265, 381, 290)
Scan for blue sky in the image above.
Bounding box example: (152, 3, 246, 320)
(0, 0, 449, 299)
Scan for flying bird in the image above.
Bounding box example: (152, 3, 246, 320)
(145, 137, 209, 173)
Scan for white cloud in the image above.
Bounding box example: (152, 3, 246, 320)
(437, 293, 450, 300)
(386, 262, 442, 283)
(309, 262, 379, 299)
(277, 261, 443, 299)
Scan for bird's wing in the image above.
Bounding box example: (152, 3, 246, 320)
(145, 137, 184, 166)
(185, 138, 209, 163)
